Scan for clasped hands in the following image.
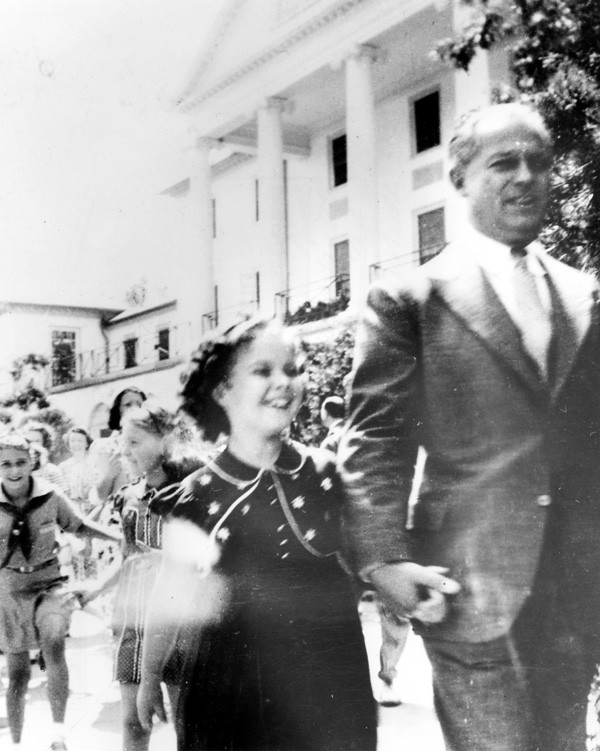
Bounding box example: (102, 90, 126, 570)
(137, 676, 168, 730)
(371, 561, 461, 623)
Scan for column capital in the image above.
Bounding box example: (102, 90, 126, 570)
(185, 124, 220, 150)
(190, 135, 221, 151)
(259, 96, 288, 113)
(345, 43, 380, 64)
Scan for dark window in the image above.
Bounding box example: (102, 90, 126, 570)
(418, 207, 445, 263)
(157, 329, 169, 361)
(211, 198, 216, 238)
(414, 91, 441, 153)
(334, 239, 350, 297)
(123, 338, 138, 369)
(331, 135, 347, 187)
(51, 330, 76, 386)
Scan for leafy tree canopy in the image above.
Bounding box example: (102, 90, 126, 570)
(436, 0, 600, 274)
(0, 353, 73, 461)
(291, 328, 354, 446)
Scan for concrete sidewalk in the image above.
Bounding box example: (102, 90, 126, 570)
(0, 606, 443, 750)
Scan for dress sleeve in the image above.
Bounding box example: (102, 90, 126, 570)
(149, 467, 211, 527)
(54, 489, 86, 533)
(149, 482, 186, 517)
(112, 486, 126, 517)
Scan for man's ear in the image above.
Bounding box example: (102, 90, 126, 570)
(212, 383, 227, 406)
(450, 167, 466, 194)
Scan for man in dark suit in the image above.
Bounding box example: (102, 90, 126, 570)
(340, 103, 600, 750)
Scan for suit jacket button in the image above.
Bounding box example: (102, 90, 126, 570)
(536, 494, 552, 507)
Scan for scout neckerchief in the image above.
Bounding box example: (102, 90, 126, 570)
(0, 480, 52, 567)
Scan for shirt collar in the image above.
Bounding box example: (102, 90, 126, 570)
(464, 225, 547, 277)
(0, 477, 53, 507)
(216, 440, 306, 484)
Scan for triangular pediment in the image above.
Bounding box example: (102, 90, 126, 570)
(175, 0, 362, 106)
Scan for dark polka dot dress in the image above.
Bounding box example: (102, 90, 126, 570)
(153, 440, 376, 751)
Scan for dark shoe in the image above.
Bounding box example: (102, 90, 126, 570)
(50, 741, 68, 751)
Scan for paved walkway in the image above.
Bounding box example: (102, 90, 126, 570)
(0, 605, 444, 750)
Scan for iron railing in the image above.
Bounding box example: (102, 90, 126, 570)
(52, 325, 182, 385)
(201, 299, 258, 334)
(369, 244, 447, 282)
(275, 273, 349, 324)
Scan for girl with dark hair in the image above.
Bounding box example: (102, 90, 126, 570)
(79, 402, 201, 751)
(59, 428, 96, 579)
(59, 428, 94, 515)
(138, 318, 376, 751)
(21, 419, 68, 494)
(108, 388, 147, 433)
(93, 388, 147, 503)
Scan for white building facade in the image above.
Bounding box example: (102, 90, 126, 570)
(167, 0, 511, 334)
(0, 300, 185, 436)
(2, 0, 512, 434)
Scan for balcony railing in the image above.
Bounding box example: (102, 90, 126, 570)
(52, 325, 182, 386)
(201, 299, 258, 334)
(275, 273, 349, 325)
(369, 244, 447, 282)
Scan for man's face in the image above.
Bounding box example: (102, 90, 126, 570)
(459, 120, 552, 246)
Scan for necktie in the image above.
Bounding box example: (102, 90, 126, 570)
(0, 493, 50, 567)
(511, 248, 552, 379)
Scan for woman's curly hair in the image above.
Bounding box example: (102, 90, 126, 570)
(179, 317, 275, 442)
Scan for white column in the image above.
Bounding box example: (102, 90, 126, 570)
(452, 1, 491, 116)
(345, 44, 379, 310)
(257, 97, 287, 317)
(179, 136, 215, 351)
(447, 3, 492, 241)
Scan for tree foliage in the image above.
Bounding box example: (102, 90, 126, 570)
(9, 353, 50, 382)
(291, 328, 354, 446)
(435, 0, 600, 274)
(0, 353, 73, 461)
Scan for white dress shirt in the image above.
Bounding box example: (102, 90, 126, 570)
(462, 226, 551, 333)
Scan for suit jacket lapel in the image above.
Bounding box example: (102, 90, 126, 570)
(541, 255, 594, 400)
(427, 245, 547, 397)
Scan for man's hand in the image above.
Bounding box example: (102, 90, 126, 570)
(371, 562, 460, 624)
(137, 676, 167, 730)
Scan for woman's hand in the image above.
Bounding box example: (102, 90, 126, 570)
(137, 676, 167, 730)
(69, 583, 98, 609)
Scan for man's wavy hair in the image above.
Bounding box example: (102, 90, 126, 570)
(449, 103, 553, 191)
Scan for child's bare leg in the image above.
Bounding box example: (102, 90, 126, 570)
(120, 682, 151, 751)
(38, 614, 69, 723)
(166, 684, 181, 741)
(6, 651, 31, 743)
